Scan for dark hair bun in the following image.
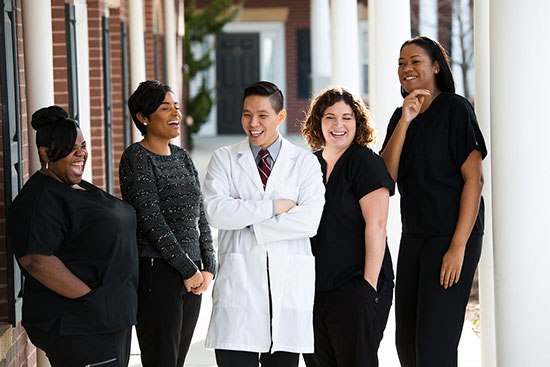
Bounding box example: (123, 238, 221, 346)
(31, 105, 69, 131)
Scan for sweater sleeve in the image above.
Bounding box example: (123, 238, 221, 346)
(119, 148, 199, 279)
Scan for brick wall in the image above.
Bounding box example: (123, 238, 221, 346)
(438, 1, 452, 53)
(144, 0, 156, 80)
(52, 0, 71, 112)
(0, 325, 37, 367)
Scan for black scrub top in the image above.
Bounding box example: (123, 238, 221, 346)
(7, 172, 138, 336)
(381, 93, 487, 237)
(310, 144, 395, 292)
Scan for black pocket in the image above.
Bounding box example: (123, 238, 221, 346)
(358, 276, 379, 302)
(60, 287, 110, 334)
(138, 257, 154, 293)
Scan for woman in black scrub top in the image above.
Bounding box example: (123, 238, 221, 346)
(7, 106, 138, 367)
(380, 36, 487, 367)
(301, 87, 395, 367)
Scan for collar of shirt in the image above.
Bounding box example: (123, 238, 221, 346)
(250, 134, 282, 166)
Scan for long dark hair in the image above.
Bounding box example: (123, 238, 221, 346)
(31, 106, 79, 162)
(400, 36, 455, 97)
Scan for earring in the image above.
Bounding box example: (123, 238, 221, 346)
(46, 161, 49, 170)
(143, 121, 148, 126)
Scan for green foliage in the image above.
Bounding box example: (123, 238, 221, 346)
(184, 0, 239, 147)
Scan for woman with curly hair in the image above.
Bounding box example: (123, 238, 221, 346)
(301, 87, 395, 367)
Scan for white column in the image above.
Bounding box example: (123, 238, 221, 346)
(368, 0, 410, 148)
(75, 0, 92, 182)
(22, 0, 54, 174)
(310, 0, 331, 95)
(368, 0, 410, 267)
(490, 1, 550, 366)
(164, 0, 181, 146)
(128, 0, 147, 142)
(474, 1, 496, 366)
(164, 0, 177, 89)
(330, 0, 359, 93)
(367, 0, 376, 112)
(418, 0, 438, 40)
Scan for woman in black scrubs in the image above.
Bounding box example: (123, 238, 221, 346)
(7, 106, 138, 366)
(301, 87, 395, 367)
(380, 36, 487, 367)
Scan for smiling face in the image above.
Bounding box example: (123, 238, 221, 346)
(142, 92, 182, 141)
(242, 95, 286, 148)
(321, 100, 356, 151)
(45, 128, 88, 186)
(398, 44, 439, 94)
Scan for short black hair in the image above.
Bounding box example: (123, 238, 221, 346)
(128, 80, 173, 136)
(400, 36, 455, 97)
(31, 105, 79, 162)
(242, 81, 284, 113)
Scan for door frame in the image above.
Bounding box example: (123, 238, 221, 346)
(197, 21, 286, 136)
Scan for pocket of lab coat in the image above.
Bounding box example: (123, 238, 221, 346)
(212, 253, 248, 308)
(282, 255, 315, 310)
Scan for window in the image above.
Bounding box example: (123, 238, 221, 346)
(1, 0, 24, 326)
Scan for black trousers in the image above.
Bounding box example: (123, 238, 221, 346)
(303, 275, 393, 367)
(215, 349, 299, 367)
(25, 323, 131, 367)
(395, 234, 482, 367)
(136, 257, 202, 367)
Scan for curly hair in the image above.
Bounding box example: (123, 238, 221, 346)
(301, 87, 375, 150)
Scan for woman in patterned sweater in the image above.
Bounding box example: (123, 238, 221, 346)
(119, 80, 216, 367)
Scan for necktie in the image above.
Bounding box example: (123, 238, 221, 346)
(257, 149, 271, 188)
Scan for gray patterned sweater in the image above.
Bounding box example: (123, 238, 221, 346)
(119, 143, 216, 279)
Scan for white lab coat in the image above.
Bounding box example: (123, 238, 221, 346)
(203, 137, 325, 353)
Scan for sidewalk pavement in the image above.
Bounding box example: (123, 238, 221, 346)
(128, 134, 481, 367)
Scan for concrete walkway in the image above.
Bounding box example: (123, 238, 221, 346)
(128, 134, 481, 367)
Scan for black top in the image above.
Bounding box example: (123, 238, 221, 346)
(310, 144, 395, 291)
(119, 143, 216, 279)
(7, 172, 138, 336)
(381, 93, 488, 237)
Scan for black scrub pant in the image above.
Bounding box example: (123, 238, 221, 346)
(395, 234, 482, 367)
(303, 274, 393, 367)
(25, 323, 132, 367)
(136, 257, 202, 367)
(215, 349, 300, 367)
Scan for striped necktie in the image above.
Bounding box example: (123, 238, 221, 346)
(257, 149, 271, 188)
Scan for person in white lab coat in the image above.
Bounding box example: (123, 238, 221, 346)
(203, 81, 325, 367)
